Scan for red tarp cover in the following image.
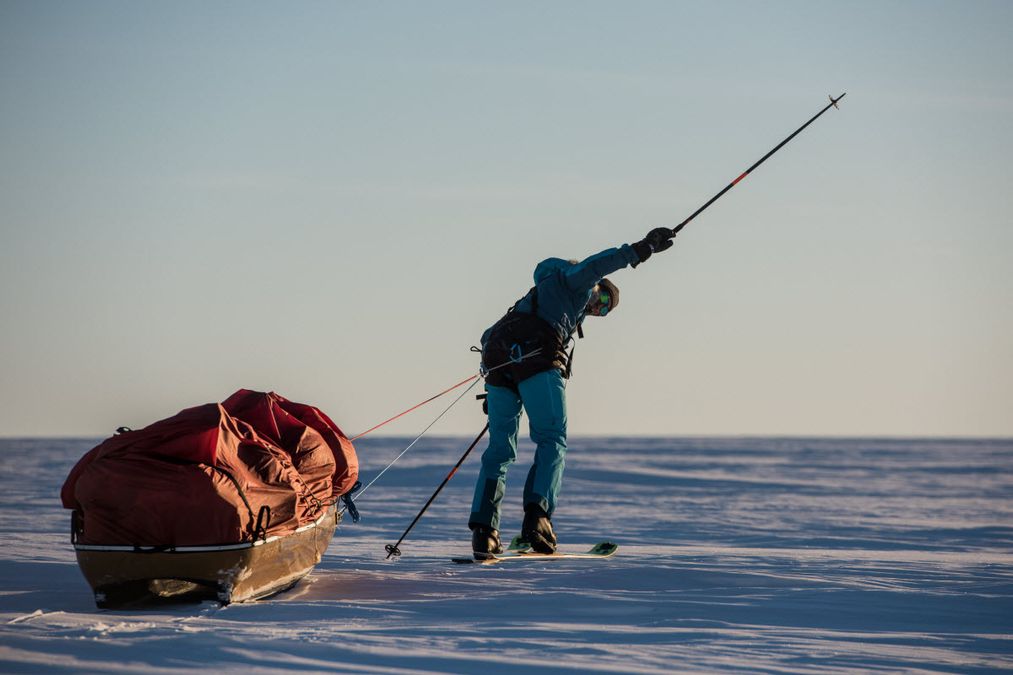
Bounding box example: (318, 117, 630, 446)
(61, 390, 359, 547)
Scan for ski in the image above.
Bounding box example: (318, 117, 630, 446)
(452, 541, 618, 565)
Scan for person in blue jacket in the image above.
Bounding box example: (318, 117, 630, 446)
(469, 226, 676, 558)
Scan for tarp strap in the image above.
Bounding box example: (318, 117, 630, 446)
(70, 509, 83, 544)
(210, 465, 258, 538)
(340, 481, 362, 523)
(254, 505, 271, 540)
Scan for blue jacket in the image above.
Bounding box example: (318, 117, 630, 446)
(483, 244, 640, 346)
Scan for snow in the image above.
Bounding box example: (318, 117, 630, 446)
(2, 436, 1011, 673)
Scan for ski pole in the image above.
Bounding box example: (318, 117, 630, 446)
(385, 422, 489, 559)
(672, 93, 846, 235)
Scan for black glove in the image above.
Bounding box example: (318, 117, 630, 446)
(631, 227, 675, 267)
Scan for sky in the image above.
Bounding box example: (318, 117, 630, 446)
(1, 1, 1011, 438)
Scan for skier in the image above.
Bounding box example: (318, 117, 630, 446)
(469, 226, 676, 558)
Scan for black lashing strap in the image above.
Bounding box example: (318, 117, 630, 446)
(341, 481, 362, 523)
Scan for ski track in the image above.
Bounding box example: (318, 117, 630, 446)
(1, 437, 1011, 673)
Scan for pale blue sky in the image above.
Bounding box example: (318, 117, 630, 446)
(1, 1, 1011, 437)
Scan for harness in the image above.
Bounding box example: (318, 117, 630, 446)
(481, 287, 583, 391)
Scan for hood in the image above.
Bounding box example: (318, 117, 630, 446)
(533, 257, 573, 283)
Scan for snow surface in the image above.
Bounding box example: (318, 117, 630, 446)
(1, 436, 1011, 673)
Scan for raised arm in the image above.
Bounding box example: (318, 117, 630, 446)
(563, 228, 676, 291)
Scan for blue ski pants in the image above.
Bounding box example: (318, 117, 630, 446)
(469, 369, 567, 531)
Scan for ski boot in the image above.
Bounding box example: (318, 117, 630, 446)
(471, 524, 503, 560)
(521, 504, 557, 554)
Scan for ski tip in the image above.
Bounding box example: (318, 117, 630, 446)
(588, 541, 619, 556)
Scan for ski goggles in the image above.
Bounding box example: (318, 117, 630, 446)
(589, 291, 611, 316)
